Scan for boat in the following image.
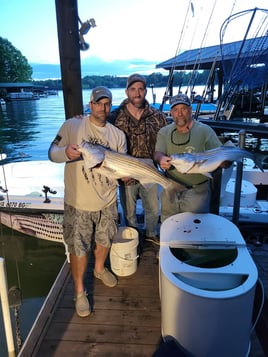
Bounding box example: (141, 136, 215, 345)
(5, 91, 40, 101)
(151, 101, 218, 116)
(46, 89, 58, 95)
(219, 159, 268, 224)
(0, 160, 64, 243)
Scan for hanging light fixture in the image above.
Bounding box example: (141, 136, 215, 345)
(78, 17, 96, 51)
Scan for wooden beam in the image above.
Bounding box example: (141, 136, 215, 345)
(55, 0, 83, 119)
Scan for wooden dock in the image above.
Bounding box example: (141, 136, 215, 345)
(18, 238, 267, 357)
(18, 242, 162, 357)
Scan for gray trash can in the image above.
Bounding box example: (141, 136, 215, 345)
(159, 212, 258, 357)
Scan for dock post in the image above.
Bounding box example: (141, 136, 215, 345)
(0, 257, 16, 356)
(55, 0, 83, 119)
(232, 130, 246, 225)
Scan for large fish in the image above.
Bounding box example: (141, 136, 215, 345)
(170, 146, 263, 178)
(77, 140, 184, 195)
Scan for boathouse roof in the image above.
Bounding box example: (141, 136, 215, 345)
(0, 82, 46, 94)
(156, 36, 268, 71)
(0, 82, 35, 88)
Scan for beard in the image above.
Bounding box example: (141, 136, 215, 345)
(128, 97, 145, 109)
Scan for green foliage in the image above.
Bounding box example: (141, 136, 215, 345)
(0, 37, 32, 82)
(33, 70, 214, 90)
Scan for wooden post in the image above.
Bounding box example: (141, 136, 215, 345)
(55, 0, 83, 119)
(0, 258, 16, 356)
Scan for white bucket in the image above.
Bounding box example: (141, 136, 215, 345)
(110, 227, 139, 276)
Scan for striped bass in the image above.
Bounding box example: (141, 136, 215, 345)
(170, 146, 263, 177)
(77, 140, 184, 194)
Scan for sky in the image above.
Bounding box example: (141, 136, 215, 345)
(1, 0, 268, 79)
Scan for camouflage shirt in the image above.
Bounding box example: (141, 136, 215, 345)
(108, 99, 168, 159)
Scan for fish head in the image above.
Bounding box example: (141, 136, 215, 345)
(77, 140, 104, 168)
(169, 153, 196, 173)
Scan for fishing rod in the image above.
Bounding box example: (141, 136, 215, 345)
(214, 8, 259, 120)
(193, 55, 218, 119)
(189, 0, 238, 106)
(186, 0, 218, 97)
(178, 2, 203, 94)
(193, 2, 249, 120)
(160, 0, 193, 111)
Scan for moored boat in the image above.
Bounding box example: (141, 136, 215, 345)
(5, 91, 40, 101)
(219, 159, 268, 223)
(0, 160, 64, 242)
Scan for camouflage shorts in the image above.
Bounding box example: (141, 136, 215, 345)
(63, 202, 118, 256)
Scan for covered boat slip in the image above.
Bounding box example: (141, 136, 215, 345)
(156, 8, 268, 123)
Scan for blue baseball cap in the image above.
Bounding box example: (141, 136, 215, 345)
(170, 94, 191, 108)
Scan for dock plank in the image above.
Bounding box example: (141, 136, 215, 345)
(37, 340, 159, 357)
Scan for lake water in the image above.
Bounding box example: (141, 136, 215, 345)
(0, 87, 169, 163)
(1, 85, 266, 164)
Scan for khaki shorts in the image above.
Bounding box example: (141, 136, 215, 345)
(63, 202, 118, 256)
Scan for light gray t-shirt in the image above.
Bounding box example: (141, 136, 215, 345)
(48, 116, 127, 211)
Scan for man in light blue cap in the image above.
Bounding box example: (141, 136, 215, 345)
(154, 93, 222, 222)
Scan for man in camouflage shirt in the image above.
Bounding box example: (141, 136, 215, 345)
(108, 74, 168, 242)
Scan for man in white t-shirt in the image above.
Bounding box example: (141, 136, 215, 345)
(48, 86, 127, 317)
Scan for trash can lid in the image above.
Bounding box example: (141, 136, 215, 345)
(160, 213, 246, 249)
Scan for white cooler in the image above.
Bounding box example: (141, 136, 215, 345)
(159, 212, 258, 357)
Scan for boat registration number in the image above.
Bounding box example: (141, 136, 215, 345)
(0, 201, 30, 208)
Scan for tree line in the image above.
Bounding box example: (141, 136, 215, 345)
(33, 71, 212, 91)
